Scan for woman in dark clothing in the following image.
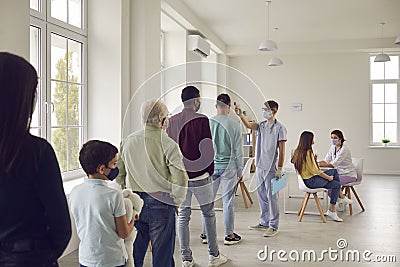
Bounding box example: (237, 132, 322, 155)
(0, 52, 72, 266)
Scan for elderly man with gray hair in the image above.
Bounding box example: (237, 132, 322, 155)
(116, 99, 188, 267)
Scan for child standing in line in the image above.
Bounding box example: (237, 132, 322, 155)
(69, 140, 134, 267)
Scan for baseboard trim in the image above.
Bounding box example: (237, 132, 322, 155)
(364, 170, 400, 176)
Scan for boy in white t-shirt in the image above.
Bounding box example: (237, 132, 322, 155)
(69, 140, 134, 267)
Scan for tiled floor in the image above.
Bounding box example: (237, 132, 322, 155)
(59, 174, 400, 266)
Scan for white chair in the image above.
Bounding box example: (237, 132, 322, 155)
(342, 158, 365, 215)
(297, 174, 327, 223)
(236, 157, 255, 208)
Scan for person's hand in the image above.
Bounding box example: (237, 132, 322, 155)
(275, 167, 283, 179)
(234, 104, 242, 116)
(175, 206, 179, 215)
(327, 175, 333, 181)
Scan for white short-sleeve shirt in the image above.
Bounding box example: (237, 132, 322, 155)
(324, 144, 357, 178)
(69, 178, 127, 267)
(256, 119, 287, 172)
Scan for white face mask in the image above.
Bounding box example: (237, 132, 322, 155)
(32, 92, 38, 115)
(27, 93, 38, 130)
(263, 110, 272, 120)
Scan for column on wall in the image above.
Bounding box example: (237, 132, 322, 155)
(217, 54, 229, 96)
(87, 0, 123, 145)
(200, 51, 218, 117)
(162, 21, 186, 114)
(121, 0, 162, 137)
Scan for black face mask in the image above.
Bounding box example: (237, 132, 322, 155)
(106, 167, 119, 181)
(194, 101, 201, 112)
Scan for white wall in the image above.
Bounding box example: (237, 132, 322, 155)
(87, 0, 163, 142)
(201, 51, 218, 117)
(163, 30, 186, 113)
(87, 0, 122, 147)
(0, 0, 29, 59)
(230, 53, 400, 175)
(61, 196, 80, 257)
(121, 0, 162, 136)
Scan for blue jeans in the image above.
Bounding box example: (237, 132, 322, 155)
(178, 176, 219, 261)
(256, 168, 280, 230)
(304, 168, 341, 205)
(328, 175, 357, 198)
(133, 193, 176, 267)
(201, 168, 237, 236)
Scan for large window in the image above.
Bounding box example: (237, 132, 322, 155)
(30, 0, 87, 178)
(370, 56, 399, 145)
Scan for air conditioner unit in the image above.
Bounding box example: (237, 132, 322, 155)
(187, 35, 210, 58)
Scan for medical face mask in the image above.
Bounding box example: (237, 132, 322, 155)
(331, 139, 339, 146)
(27, 93, 38, 129)
(32, 92, 38, 115)
(194, 100, 201, 112)
(263, 110, 272, 120)
(106, 167, 119, 181)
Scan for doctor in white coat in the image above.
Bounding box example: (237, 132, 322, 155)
(319, 129, 356, 209)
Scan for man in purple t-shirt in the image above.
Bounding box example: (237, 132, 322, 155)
(167, 86, 228, 267)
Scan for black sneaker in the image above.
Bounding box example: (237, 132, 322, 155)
(224, 233, 241, 245)
(200, 233, 208, 244)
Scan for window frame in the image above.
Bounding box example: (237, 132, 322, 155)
(370, 55, 400, 146)
(30, 17, 46, 137)
(45, 0, 88, 36)
(160, 30, 165, 68)
(30, 0, 88, 180)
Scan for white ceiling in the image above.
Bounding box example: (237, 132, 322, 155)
(180, 0, 400, 55)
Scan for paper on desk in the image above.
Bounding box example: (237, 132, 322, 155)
(271, 173, 286, 195)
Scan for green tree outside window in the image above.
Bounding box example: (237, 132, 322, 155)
(52, 51, 81, 172)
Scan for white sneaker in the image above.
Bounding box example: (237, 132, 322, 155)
(263, 228, 278, 237)
(200, 233, 208, 244)
(208, 253, 228, 267)
(182, 260, 195, 267)
(338, 196, 353, 205)
(248, 223, 269, 231)
(325, 210, 343, 222)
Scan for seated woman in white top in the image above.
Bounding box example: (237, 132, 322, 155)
(318, 129, 357, 184)
(318, 130, 356, 208)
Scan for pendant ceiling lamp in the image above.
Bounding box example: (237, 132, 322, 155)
(374, 22, 391, 62)
(395, 35, 400, 45)
(268, 28, 283, 66)
(259, 1, 277, 51)
(268, 57, 283, 66)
